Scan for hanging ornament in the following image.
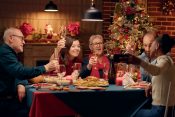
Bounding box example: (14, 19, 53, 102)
(162, 0, 175, 15)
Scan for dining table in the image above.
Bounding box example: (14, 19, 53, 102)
(26, 84, 148, 117)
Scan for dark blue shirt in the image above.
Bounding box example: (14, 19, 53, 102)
(0, 44, 46, 96)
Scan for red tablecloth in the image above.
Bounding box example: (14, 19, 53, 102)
(29, 92, 77, 117)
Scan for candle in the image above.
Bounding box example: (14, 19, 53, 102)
(137, 71, 141, 82)
(116, 77, 123, 86)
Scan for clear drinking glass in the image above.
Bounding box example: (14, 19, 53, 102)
(73, 63, 82, 72)
(103, 63, 108, 80)
(54, 48, 59, 59)
(57, 64, 66, 79)
(57, 64, 66, 87)
(72, 63, 82, 81)
(60, 26, 67, 39)
(92, 54, 98, 70)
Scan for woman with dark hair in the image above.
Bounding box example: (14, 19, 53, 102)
(119, 34, 175, 117)
(50, 36, 82, 75)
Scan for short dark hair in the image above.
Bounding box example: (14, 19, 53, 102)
(156, 34, 175, 54)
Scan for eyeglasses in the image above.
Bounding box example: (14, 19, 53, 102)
(11, 35, 24, 41)
(91, 42, 103, 46)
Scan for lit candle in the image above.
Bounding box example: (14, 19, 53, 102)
(116, 77, 123, 86)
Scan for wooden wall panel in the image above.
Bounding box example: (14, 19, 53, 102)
(0, 0, 103, 50)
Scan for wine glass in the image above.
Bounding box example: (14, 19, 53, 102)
(57, 64, 66, 79)
(103, 63, 108, 80)
(72, 63, 81, 81)
(73, 63, 81, 72)
(91, 54, 98, 70)
(57, 64, 66, 87)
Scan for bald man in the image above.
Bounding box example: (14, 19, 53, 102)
(139, 32, 157, 82)
(0, 27, 58, 117)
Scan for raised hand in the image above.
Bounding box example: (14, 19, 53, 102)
(87, 55, 98, 70)
(44, 60, 59, 72)
(57, 38, 66, 50)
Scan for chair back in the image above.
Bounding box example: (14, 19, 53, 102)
(164, 82, 175, 117)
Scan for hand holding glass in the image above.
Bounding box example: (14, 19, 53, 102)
(72, 63, 81, 80)
(91, 55, 98, 69)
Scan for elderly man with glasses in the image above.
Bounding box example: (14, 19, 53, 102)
(80, 34, 110, 80)
(0, 27, 58, 117)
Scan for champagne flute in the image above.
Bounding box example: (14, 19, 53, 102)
(60, 26, 67, 40)
(54, 48, 59, 59)
(53, 48, 59, 74)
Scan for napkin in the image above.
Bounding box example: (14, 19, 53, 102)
(122, 72, 135, 86)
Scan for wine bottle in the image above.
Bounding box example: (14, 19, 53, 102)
(108, 57, 116, 84)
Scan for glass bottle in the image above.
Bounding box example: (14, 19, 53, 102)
(108, 55, 116, 84)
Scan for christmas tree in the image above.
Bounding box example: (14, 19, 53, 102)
(105, 0, 156, 55)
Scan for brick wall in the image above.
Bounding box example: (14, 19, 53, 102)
(102, 0, 175, 62)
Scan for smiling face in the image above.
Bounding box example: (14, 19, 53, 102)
(89, 36, 104, 56)
(68, 40, 81, 58)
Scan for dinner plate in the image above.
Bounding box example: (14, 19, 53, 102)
(32, 83, 56, 89)
(130, 85, 145, 89)
(87, 87, 106, 90)
(124, 87, 141, 90)
(124, 85, 144, 89)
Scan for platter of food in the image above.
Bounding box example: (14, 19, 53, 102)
(124, 81, 150, 89)
(43, 76, 71, 85)
(73, 76, 109, 87)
